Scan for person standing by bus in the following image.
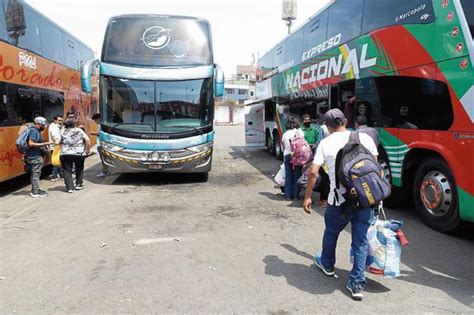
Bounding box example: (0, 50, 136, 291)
(91, 113, 109, 177)
(48, 115, 64, 181)
(282, 118, 304, 200)
(59, 118, 91, 192)
(27, 117, 52, 198)
(303, 109, 378, 301)
(355, 115, 379, 147)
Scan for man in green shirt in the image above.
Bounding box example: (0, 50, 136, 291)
(301, 114, 318, 147)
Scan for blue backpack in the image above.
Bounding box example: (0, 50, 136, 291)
(16, 126, 32, 154)
(334, 132, 391, 209)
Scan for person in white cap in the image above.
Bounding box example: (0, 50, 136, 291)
(26, 117, 52, 198)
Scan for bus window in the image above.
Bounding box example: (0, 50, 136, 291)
(41, 90, 64, 121)
(0, 0, 7, 41)
(302, 10, 329, 62)
(264, 100, 275, 122)
(327, 0, 363, 44)
(5, 4, 43, 55)
(374, 77, 453, 131)
(38, 17, 65, 64)
(362, 0, 435, 35)
(460, 0, 474, 40)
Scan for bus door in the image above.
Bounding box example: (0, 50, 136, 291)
(244, 102, 265, 146)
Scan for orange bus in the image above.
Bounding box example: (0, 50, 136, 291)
(0, 0, 97, 182)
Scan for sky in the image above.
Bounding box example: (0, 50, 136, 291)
(25, 0, 330, 77)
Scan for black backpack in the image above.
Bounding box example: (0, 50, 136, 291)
(334, 132, 391, 209)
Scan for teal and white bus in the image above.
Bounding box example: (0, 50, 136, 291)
(81, 15, 224, 181)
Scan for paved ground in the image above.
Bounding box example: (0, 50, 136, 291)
(1, 125, 473, 314)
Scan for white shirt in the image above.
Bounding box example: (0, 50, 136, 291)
(48, 122, 61, 150)
(313, 131, 378, 206)
(282, 128, 304, 156)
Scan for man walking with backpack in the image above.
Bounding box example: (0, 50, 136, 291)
(302, 109, 379, 301)
(25, 117, 52, 198)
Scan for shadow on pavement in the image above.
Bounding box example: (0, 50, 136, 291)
(0, 165, 53, 198)
(234, 145, 474, 307)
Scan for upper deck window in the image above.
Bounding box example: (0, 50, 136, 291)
(362, 0, 435, 35)
(460, 0, 473, 41)
(102, 16, 212, 67)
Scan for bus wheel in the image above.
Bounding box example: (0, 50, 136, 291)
(195, 172, 209, 183)
(413, 158, 461, 234)
(378, 151, 406, 207)
(266, 131, 274, 154)
(273, 132, 283, 160)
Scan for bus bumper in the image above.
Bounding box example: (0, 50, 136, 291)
(98, 147, 212, 174)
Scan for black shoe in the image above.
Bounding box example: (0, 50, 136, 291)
(30, 190, 48, 198)
(346, 284, 364, 301)
(75, 185, 84, 190)
(314, 255, 335, 276)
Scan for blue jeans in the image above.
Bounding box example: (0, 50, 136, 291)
(284, 154, 302, 199)
(51, 165, 62, 177)
(320, 204, 373, 290)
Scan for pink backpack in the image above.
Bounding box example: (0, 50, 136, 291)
(290, 133, 313, 167)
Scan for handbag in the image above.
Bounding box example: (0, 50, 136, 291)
(51, 145, 61, 166)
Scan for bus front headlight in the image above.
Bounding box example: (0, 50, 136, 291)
(187, 143, 212, 153)
(151, 152, 160, 162)
(102, 141, 124, 152)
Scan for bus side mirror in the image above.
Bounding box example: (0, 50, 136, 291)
(214, 64, 224, 97)
(81, 59, 100, 93)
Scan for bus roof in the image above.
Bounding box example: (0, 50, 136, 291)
(258, 0, 334, 61)
(109, 14, 210, 25)
(25, 1, 94, 56)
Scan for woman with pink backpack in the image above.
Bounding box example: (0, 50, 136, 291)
(281, 118, 312, 200)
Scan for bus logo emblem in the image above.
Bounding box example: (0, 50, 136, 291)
(451, 27, 459, 37)
(442, 0, 449, 8)
(456, 43, 464, 53)
(460, 59, 468, 70)
(141, 26, 171, 50)
(447, 12, 454, 22)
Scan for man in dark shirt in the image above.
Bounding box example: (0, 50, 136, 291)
(355, 115, 379, 147)
(26, 117, 51, 198)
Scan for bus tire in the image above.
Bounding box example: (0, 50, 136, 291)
(273, 132, 283, 160)
(413, 158, 461, 234)
(378, 150, 407, 208)
(195, 172, 209, 183)
(266, 131, 273, 154)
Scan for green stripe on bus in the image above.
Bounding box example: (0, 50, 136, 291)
(459, 187, 474, 222)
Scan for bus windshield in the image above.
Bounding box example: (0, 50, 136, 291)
(100, 76, 212, 133)
(102, 16, 212, 67)
(461, 0, 474, 41)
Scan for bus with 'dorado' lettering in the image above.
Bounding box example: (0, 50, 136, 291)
(0, 0, 97, 183)
(81, 14, 224, 182)
(248, 0, 473, 233)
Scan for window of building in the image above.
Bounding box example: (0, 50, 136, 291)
(327, 0, 364, 44)
(362, 0, 435, 35)
(225, 88, 234, 95)
(38, 17, 64, 64)
(250, 91, 254, 97)
(238, 89, 247, 95)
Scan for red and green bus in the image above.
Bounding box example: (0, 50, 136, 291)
(253, 0, 473, 233)
(0, 0, 98, 182)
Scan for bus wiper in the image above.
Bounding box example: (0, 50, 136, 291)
(111, 122, 154, 131)
(167, 125, 204, 135)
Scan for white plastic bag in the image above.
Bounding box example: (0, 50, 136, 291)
(274, 163, 285, 186)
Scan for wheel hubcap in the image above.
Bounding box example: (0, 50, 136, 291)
(419, 171, 452, 217)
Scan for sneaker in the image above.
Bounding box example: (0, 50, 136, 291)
(30, 190, 48, 198)
(314, 255, 335, 276)
(75, 185, 84, 190)
(346, 284, 364, 301)
(67, 189, 74, 193)
(96, 171, 108, 178)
